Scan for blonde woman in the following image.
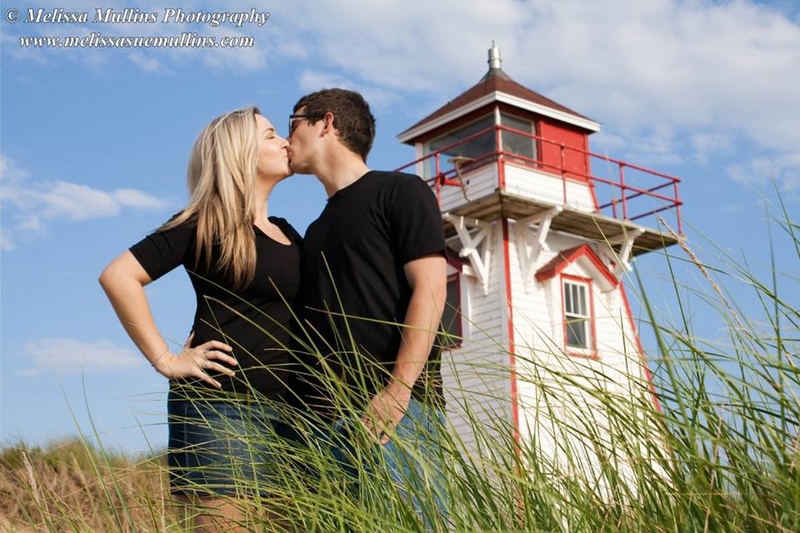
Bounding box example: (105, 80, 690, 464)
(99, 107, 300, 531)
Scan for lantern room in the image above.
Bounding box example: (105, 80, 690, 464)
(396, 44, 682, 279)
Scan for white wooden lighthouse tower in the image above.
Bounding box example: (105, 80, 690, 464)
(396, 45, 683, 489)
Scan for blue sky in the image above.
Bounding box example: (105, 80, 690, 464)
(2, 0, 798, 454)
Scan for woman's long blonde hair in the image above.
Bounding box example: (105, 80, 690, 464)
(161, 106, 261, 291)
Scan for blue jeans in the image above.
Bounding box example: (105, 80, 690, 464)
(167, 391, 296, 497)
(311, 398, 449, 529)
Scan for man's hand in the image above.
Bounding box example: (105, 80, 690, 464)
(361, 382, 412, 445)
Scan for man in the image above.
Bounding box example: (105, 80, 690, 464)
(288, 88, 449, 525)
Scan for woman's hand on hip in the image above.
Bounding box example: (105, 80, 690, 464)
(154, 333, 237, 388)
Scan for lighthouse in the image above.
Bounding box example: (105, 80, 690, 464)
(396, 45, 682, 490)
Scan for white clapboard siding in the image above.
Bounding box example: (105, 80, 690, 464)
(520, 241, 658, 491)
(443, 213, 661, 484)
(505, 165, 596, 211)
(442, 236, 511, 454)
(439, 164, 499, 214)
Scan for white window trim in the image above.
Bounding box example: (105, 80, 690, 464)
(562, 277, 596, 357)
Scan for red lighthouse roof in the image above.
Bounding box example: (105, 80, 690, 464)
(398, 45, 601, 144)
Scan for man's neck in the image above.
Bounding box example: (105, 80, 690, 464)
(316, 157, 371, 197)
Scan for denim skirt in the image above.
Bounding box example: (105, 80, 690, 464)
(166, 389, 297, 497)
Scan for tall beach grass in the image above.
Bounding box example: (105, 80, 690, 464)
(1, 192, 798, 532)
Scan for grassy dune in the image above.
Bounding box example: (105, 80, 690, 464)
(0, 439, 175, 532)
(1, 192, 797, 532)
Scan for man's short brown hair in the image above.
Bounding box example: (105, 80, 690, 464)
(293, 88, 376, 162)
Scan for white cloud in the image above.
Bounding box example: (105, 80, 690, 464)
(270, 0, 800, 190)
(5, 1, 799, 189)
(113, 188, 171, 209)
(127, 52, 166, 74)
(298, 71, 358, 94)
(591, 132, 628, 155)
(691, 133, 735, 165)
(0, 227, 16, 251)
(728, 154, 800, 191)
(0, 155, 171, 248)
(0, 154, 30, 183)
(42, 181, 123, 220)
(18, 338, 144, 376)
(298, 70, 400, 109)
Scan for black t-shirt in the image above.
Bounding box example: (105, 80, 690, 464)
(299, 170, 447, 417)
(130, 214, 301, 400)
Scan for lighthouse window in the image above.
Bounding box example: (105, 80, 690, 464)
(500, 113, 535, 161)
(563, 280, 591, 350)
(424, 113, 537, 177)
(427, 115, 495, 177)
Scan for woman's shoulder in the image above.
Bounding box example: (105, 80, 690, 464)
(153, 210, 198, 234)
(268, 216, 302, 242)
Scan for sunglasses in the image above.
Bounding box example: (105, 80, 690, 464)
(288, 113, 325, 135)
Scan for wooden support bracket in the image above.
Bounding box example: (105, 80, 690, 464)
(443, 213, 494, 295)
(514, 206, 563, 292)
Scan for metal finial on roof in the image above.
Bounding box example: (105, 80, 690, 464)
(488, 42, 502, 71)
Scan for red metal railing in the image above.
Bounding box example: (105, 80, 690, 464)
(395, 125, 683, 234)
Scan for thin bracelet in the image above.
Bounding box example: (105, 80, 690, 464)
(151, 347, 172, 368)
